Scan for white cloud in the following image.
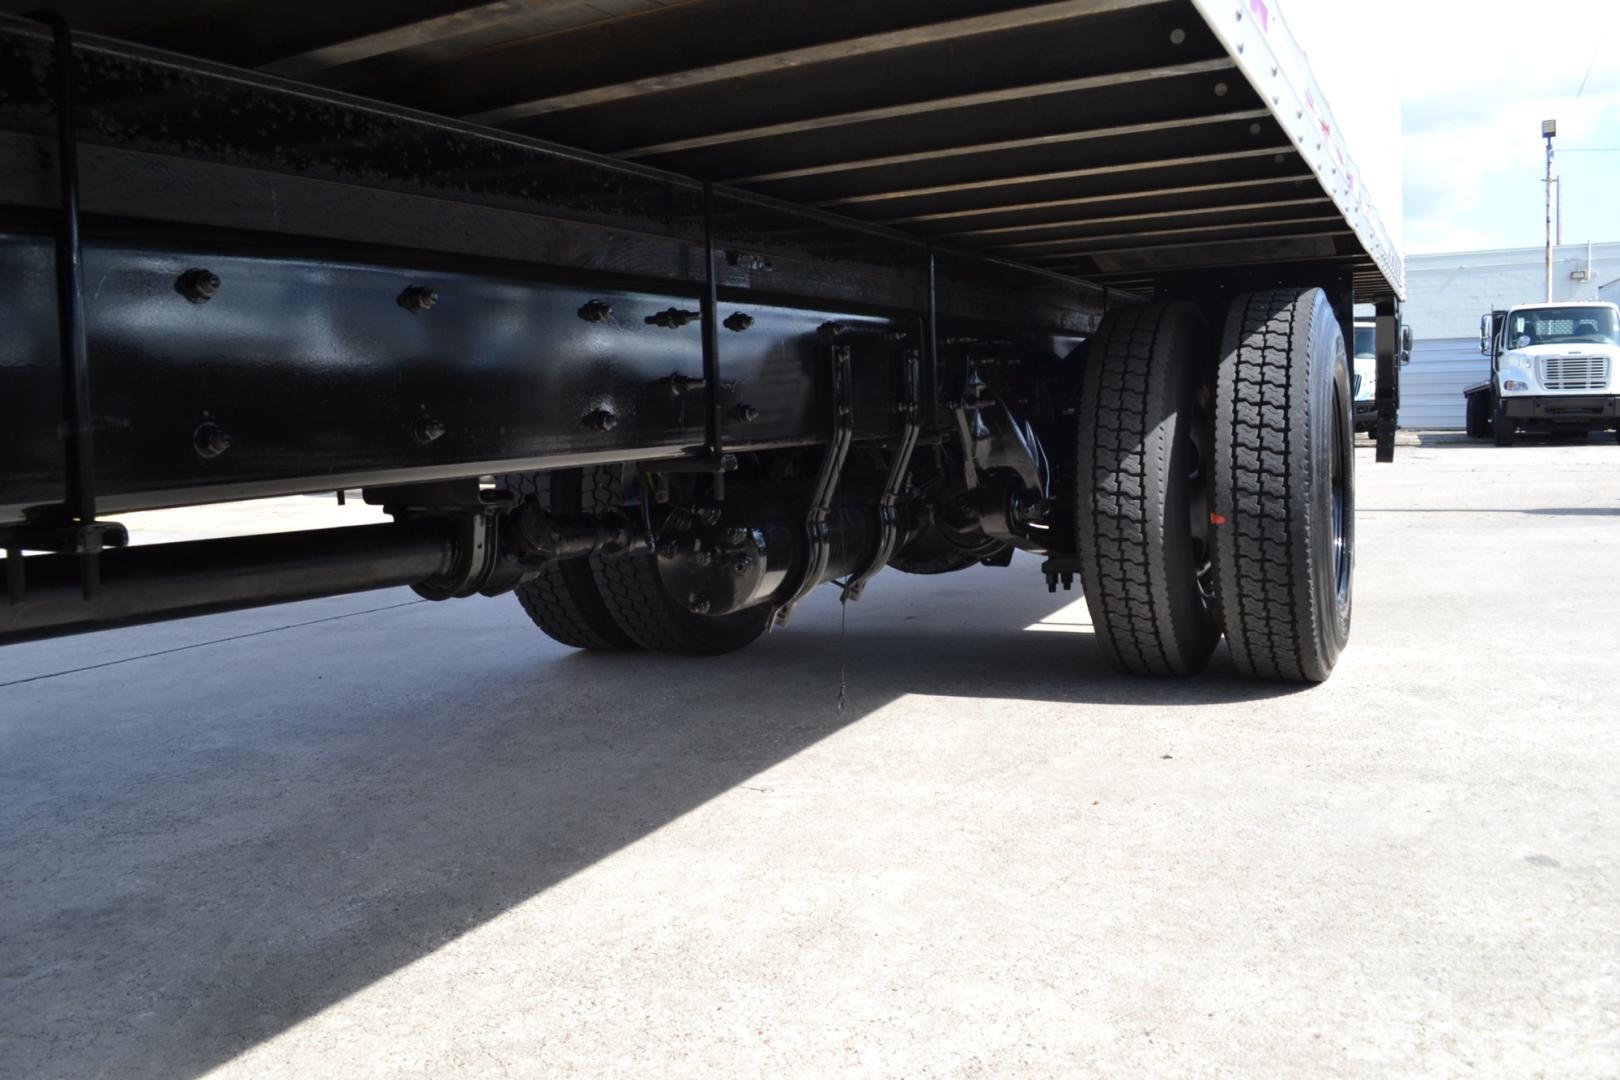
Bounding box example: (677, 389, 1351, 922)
(1403, 86, 1620, 250)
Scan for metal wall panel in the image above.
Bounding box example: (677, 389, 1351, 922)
(1406, 242, 1620, 338)
(1399, 338, 1487, 430)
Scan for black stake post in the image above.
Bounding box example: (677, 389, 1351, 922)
(925, 245, 939, 413)
(700, 181, 725, 502)
(1374, 296, 1400, 464)
(35, 11, 120, 598)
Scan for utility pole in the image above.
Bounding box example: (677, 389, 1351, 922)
(1543, 119, 1556, 302)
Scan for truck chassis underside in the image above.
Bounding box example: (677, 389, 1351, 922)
(0, 6, 1401, 680)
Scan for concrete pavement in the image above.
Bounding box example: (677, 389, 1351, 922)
(2, 435, 1618, 1077)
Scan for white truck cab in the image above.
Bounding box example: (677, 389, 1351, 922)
(1351, 321, 1378, 434)
(1465, 302, 1620, 446)
(1351, 318, 1411, 437)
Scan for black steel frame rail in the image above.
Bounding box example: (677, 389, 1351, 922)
(0, 224, 951, 525)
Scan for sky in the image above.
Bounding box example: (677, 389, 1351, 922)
(1282, 0, 1620, 255)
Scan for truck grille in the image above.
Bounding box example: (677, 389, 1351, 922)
(1539, 356, 1610, 390)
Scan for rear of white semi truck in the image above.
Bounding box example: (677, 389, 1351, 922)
(0, 0, 1403, 683)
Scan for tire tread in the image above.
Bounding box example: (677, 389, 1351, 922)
(1213, 288, 1335, 682)
(584, 467, 770, 656)
(1077, 301, 1218, 676)
(502, 471, 638, 651)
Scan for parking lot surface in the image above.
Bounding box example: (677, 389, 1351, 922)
(3, 435, 1618, 1078)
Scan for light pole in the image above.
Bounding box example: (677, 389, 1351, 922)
(1543, 119, 1556, 302)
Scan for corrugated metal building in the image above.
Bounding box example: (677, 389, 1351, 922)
(1400, 241, 1620, 428)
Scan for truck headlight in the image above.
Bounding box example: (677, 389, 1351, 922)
(1503, 379, 1529, 391)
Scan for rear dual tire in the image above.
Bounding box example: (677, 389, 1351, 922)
(500, 465, 770, 656)
(1075, 301, 1221, 677)
(1076, 288, 1355, 684)
(501, 469, 639, 652)
(1211, 288, 1354, 684)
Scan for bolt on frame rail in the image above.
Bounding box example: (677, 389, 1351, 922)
(0, 0, 1404, 681)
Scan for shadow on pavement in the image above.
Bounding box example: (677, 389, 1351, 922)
(1, 576, 1296, 1078)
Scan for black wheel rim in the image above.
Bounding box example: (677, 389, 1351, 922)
(1330, 382, 1351, 605)
(1187, 384, 1216, 609)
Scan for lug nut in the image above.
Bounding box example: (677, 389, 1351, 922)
(686, 593, 712, 615)
(193, 421, 232, 459)
(731, 403, 759, 423)
(412, 416, 446, 445)
(398, 285, 437, 313)
(722, 526, 749, 547)
(646, 307, 701, 329)
(176, 268, 220, 304)
(577, 299, 613, 323)
(582, 408, 618, 432)
(723, 312, 754, 333)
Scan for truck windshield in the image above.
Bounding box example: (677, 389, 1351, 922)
(1507, 307, 1620, 347)
(1352, 327, 1375, 358)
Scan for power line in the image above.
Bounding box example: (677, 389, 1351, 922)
(1573, 40, 1600, 99)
